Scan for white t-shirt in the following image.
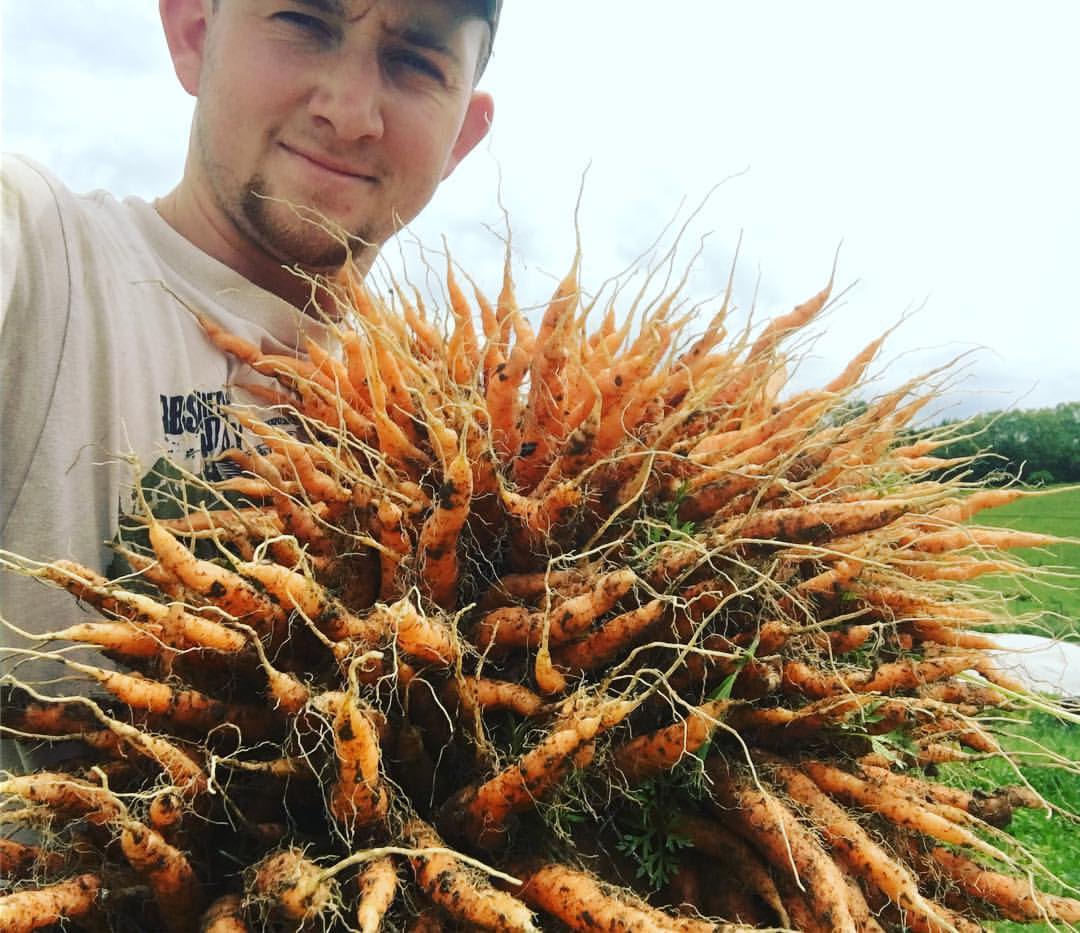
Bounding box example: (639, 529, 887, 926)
(0, 155, 331, 679)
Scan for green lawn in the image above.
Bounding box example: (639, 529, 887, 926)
(958, 486, 1080, 929)
(937, 711, 1080, 925)
(977, 486, 1080, 640)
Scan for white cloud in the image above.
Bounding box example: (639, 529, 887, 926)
(3, 0, 1077, 417)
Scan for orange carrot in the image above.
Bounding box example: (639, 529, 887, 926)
(453, 716, 601, 847)
(0, 839, 66, 881)
(0, 773, 123, 825)
(763, 756, 955, 930)
(707, 758, 858, 933)
(449, 676, 544, 718)
(554, 598, 666, 671)
(860, 654, 984, 693)
(237, 560, 381, 643)
(418, 445, 473, 609)
(472, 568, 636, 649)
(120, 820, 204, 933)
(147, 522, 281, 624)
(63, 658, 276, 740)
(0, 873, 101, 932)
(445, 259, 481, 386)
(909, 527, 1060, 554)
(40, 619, 162, 658)
(328, 691, 389, 831)
(922, 489, 1028, 525)
(381, 597, 459, 665)
(249, 848, 335, 925)
(36, 560, 246, 653)
(404, 819, 539, 932)
(802, 760, 1009, 861)
(514, 861, 719, 933)
(611, 699, 729, 785)
(671, 813, 788, 926)
(356, 855, 399, 933)
(930, 847, 1080, 923)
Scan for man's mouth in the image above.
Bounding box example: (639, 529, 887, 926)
(281, 143, 377, 182)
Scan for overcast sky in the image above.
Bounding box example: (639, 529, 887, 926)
(3, 1, 1077, 421)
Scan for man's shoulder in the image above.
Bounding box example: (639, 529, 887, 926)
(2, 154, 137, 257)
(2, 154, 95, 223)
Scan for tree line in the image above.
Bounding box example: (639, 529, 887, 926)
(926, 402, 1080, 485)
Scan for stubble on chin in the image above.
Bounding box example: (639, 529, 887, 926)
(239, 176, 381, 271)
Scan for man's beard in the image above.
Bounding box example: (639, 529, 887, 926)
(239, 176, 380, 271)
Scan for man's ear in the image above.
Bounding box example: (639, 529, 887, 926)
(442, 92, 495, 180)
(159, 0, 212, 97)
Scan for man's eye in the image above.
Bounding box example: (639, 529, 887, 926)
(388, 49, 446, 84)
(273, 11, 335, 41)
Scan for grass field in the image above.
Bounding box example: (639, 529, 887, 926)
(979, 486, 1080, 640)
(962, 487, 1080, 929)
(938, 709, 1080, 930)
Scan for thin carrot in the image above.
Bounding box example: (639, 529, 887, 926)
(60, 657, 277, 739)
(418, 445, 473, 609)
(373, 497, 410, 600)
(35, 560, 246, 653)
(356, 855, 399, 933)
(513, 258, 581, 491)
(448, 676, 544, 718)
(120, 820, 204, 933)
(381, 597, 459, 665)
(554, 598, 666, 671)
(670, 813, 789, 927)
(451, 716, 601, 847)
(707, 758, 858, 933)
(721, 497, 915, 545)
(38, 620, 163, 658)
(0, 873, 101, 933)
(762, 755, 955, 931)
(909, 527, 1061, 554)
(328, 691, 389, 831)
(445, 258, 481, 387)
(922, 489, 1028, 525)
(404, 819, 539, 932)
(514, 861, 720, 933)
(237, 560, 381, 643)
(0, 839, 66, 881)
(860, 654, 984, 693)
(930, 847, 1080, 923)
(487, 344, 531, 462)
(611, 699, 729, 785)
(147, 522, 280, 624)
(0, 773, 123, 825)
(802, 760, 1010, 862)
(472, 568, 637, 649)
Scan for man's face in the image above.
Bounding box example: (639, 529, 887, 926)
(188, 0, 492, 270)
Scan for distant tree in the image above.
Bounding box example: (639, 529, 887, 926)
(927, 402, 1080, 485)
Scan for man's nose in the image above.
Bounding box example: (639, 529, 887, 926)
(307, 52, 385, 141)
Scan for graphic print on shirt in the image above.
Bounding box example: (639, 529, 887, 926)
(106, 386, 286, 577)
(159, 389, 246, 482)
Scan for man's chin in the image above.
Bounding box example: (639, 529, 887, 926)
(241, 183, 383, 268)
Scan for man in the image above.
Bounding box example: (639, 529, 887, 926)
(0, 0, 498, 732)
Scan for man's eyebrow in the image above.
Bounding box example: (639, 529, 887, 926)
(291, 0, 346, 16)
(386, 25, 458, 62)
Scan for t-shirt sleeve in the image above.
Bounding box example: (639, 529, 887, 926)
(0, 155, 75, 532)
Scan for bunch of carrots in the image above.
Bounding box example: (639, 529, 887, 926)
(1, 232, 1078, 932)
